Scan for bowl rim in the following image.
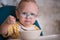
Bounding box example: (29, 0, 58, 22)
(20, 30, 41, 32)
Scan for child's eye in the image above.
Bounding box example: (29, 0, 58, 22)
(31, 13, 35, 16)
(22, 12, 26, 15)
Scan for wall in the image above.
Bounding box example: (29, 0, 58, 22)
(36, 0, 60, 35)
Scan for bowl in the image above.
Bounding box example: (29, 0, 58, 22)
(20, 30, 41, 40)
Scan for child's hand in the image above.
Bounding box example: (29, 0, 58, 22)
(6, 15, 16, 25)
(0, 15, 16, 35)
(0, 15, 16, 37)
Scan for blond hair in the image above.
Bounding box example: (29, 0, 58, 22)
(16, 0, 38, 10)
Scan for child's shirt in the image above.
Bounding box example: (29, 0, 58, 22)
(2, 22, 40, 39)
(18, 24, 39, 31)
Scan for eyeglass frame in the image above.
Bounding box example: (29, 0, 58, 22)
(17, 10, 38, 18)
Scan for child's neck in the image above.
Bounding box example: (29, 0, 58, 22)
(19, 22, 32, 28)
(23, 25, 32, 28)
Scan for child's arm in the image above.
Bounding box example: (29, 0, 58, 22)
(0, 15, 16, 37)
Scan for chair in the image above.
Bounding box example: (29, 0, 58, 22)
(0, 6, 16, 25)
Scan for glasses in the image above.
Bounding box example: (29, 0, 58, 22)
(19, 12, 37, 18)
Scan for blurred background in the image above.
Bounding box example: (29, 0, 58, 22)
(0, 0, 60, 36)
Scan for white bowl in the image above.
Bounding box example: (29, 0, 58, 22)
(20, 30, 41, 40)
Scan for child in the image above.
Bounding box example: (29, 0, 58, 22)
(1, 0, 40, 39)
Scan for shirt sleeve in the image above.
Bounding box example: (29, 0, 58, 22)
(2, 23, 19, 38)
(34, 25, 40, 30)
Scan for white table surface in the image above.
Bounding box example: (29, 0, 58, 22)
(8, 34, 60, 40)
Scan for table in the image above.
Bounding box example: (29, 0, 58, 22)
(8, 34, 60, 40)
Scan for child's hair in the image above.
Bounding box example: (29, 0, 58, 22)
(16, 0, 39, 10)
(20, 0, 36, 3)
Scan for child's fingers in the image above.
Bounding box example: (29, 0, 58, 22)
(6, 15, 16, 24)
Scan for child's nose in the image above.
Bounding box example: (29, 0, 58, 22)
(26, 14, 31, 18)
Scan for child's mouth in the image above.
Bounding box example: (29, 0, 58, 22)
(25, 21, 31, 22)
(25, 19, 31, 22)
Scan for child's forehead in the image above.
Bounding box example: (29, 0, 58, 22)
(18, 2, 38, 9)
(17, 2, 39, 14)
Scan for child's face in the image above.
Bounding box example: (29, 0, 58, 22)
(16, 2, 39, 27)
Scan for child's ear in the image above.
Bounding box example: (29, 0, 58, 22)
(16, 11, 19, 19)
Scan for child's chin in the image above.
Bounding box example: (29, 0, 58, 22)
(25, 23, 32, 26)
(25, 23, 31, 25)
